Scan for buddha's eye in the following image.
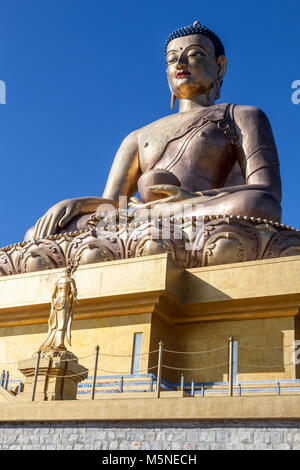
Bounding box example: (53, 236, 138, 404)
(166, 56, 177, 65)
(188, 50, 205, 58)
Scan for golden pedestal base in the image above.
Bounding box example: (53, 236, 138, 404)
(0, 253, 300, 389)
(18, 355, 88, 401)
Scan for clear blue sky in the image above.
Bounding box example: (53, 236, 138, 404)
(0, 0, 299, 247)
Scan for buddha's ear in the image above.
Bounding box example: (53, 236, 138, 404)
(214, 55, 227, 100)
(217, 55, 227, 81)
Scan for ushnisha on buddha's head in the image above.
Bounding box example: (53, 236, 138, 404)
(165, 22, 227, 108)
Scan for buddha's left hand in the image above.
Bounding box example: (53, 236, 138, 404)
(129, 184, 197, 210)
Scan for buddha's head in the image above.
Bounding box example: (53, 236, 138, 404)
(165, 22, 227, 104)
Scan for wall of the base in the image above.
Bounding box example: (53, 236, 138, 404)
(0, 313, 152, 381)
(0, 420, 299, 450)
(152, 316, 296, 383)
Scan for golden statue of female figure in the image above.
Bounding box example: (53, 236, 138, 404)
(40, 269, 78, 353)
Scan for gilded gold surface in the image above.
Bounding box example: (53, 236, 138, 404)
(0, 255, 299, 386)
(39, 271, 77, 353)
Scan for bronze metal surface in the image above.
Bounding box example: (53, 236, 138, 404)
(25, 31, 282, 239)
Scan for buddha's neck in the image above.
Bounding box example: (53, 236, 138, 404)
(178, 92, 215, 113)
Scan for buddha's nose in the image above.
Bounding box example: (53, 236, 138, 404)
(176, 55, 188, 69)
(176, 61, 187, 70)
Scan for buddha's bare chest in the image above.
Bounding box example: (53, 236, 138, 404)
(138, 112, 232, 174)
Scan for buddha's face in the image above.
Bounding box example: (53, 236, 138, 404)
(166, 34, 226, 100)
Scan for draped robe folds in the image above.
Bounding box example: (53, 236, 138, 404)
(135, 103, 281, 221)
(149, 103, 277, 191)
(37, 103, 282, 237)
(40, 276, 76, 351)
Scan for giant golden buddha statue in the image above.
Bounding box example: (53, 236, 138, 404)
(1, 22, 300, 274)
(27, 21, 282, 239)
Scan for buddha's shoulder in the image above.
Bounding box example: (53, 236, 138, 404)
(123, 104, 270, 144)
(137, 104, 270, 129)
(233, 104, 270, 122)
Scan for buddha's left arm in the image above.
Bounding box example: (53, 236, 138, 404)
(200, 106, 282, 202)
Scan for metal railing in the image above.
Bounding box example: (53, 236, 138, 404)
(1, 337, 299, 400)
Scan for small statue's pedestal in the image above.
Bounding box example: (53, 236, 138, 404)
(17, 352, 88, 401)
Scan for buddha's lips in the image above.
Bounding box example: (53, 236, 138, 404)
(176, 71, 191, 78)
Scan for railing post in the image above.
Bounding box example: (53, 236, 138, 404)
(180, 373, 184, 392)
(277, 382, 281, 396)
(149, 375, 154, 392)
(32, 350, 41, 402)
(156, 340, 164, 398)
(238, 383, 241, 397)
(4, 371, 9, 390)
(91, 345, 100, 400)
(228, 337, 234, 396)
(191, 379, 195, 397)
(0, 370, 5, 387)
(120, 376, 124, 393)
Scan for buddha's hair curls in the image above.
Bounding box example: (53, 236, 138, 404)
(165, 22, 225, 59)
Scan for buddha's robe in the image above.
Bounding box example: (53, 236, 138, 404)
(138, 103, 281, 221)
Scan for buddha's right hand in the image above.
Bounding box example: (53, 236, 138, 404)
(31, 197, 116, 240)
(33, 198, 84, 239)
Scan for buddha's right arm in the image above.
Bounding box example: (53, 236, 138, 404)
(31, 131, 140, 239)
(102, 130, 141, 202)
